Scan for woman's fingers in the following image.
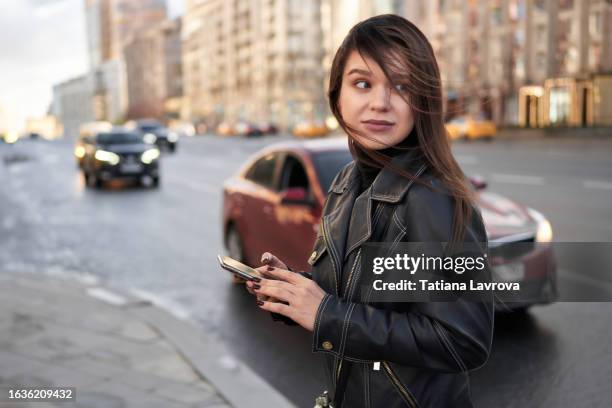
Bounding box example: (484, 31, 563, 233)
(254, 281, 294, 303)
(260, 252, 288, 270)
(257, 300, 292, 317)
(262, 266, 303, 284)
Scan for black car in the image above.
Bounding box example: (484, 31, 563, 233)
(126, 119, 178, 152)
(81, 130, 161, 188)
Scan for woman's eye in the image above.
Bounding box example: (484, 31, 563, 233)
(355, 80, 369, 89)
(395, 84, 407, 92)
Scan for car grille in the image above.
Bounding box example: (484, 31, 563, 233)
(119, 153, 139, 162)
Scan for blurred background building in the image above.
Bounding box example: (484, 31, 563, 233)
(181, 0, 326, 130)
(48, 0, 612, 138)
(124, 18, 182, 120)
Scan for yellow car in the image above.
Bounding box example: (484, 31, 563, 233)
(446, 116, 497, 140)
(216, 122, 236, 137)
(292, 121, 329, 138)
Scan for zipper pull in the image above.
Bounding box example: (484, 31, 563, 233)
(373, 361, 380, 371)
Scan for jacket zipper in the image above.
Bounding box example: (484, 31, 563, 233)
(382, 362, 418, 408)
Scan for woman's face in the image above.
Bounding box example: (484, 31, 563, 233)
(339, 50, 414, 150)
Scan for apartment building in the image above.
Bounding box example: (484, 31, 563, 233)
(182, 0, 326, 130)
(124, 18, 182, 120)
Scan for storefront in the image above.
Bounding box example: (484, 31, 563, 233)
(519, 75, 612, 128)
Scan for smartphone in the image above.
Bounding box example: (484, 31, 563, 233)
(217, 255, 260, 281)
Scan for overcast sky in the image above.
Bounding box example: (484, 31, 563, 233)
(0, 0, 184, 131)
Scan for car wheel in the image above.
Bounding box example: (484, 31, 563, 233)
(226, 224, 247, 284)
(152, 176, 160, 188)
(169, 144, 176, 153)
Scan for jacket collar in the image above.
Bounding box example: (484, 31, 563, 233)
(324, 148, 428, 281)
(330, 147, 428, 203)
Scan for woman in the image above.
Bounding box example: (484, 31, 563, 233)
(244, 14, 494, 407)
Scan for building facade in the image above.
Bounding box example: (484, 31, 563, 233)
(84, 0, 168, 123)
(52, 75, 96, 139)
(124, 18, 182, 120)
(182, 0, 326, 130)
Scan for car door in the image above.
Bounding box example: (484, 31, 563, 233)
(270, 153, 321, 271)
(240, 152, 282, 266)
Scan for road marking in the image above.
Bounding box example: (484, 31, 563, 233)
(454, 155, 478, 165)
(491, 173, 545, 186)
(87, 287, 128, 306)
(583, 180, 612, 191)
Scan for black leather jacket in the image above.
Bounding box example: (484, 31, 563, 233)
(301, 150, 494, 407)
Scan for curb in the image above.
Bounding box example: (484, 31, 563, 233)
(102, 285, 298, 408)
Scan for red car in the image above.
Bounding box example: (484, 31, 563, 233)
(222, 138, 557, 311)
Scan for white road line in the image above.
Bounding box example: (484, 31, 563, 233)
(454, 155, 479, 165)
(583, 180, 612, 191)
(491, 173, 545, 186)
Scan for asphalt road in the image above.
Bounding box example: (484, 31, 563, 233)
(1, 134, 611, 407)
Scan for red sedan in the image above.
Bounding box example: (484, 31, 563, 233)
(222, 138, 557, 311)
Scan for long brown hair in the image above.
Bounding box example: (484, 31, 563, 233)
(328, 14, 474, 244)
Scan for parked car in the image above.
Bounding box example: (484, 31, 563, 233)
(257, 122, 279, 135)
(216, 122, 236, 137)
(292, 121, 329, 138)
(75, 121, 114, 167)
(125, 119, 178, 152)
(80, 129, 161, 188)
(446, 115, 497, 140)
(222, 138, 556, 311)
(235, 122, 264, 137)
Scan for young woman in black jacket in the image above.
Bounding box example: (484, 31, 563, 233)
(244, 14, 494, 408)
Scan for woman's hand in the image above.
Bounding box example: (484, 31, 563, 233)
(244, 252, 288, 302)
(253, 266, 327, 332)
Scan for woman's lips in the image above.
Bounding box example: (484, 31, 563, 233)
(362, 121, 395, 132)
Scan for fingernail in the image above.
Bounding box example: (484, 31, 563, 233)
(252, 276, 261, 282)
(267, 266, 274, 271)
(253, 284, 261, 290)
(256, 300, 264, 306)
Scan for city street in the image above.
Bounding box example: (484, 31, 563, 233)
(1, 134, 612, 407)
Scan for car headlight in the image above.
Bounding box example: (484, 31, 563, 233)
(141, 148, 160, 164)
(74, 146, 86, 158)
(167, 132, 179, 143)
(143, 133, 157, 144)
(528, 208, 553, 243)
(94, 150, 120, 165)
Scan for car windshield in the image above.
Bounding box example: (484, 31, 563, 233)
(139, 124, 163, 132)
(97, 132, 143, 144)
(311, 150, 353, 193)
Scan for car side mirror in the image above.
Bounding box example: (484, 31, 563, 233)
(470, 175, 488, 190)
(280, 187, 313, 206)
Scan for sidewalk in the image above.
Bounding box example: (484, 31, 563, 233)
(0, 273, 295, 408)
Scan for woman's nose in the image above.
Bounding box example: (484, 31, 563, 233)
(369, 86, 391, 111)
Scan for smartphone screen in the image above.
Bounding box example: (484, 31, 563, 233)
(218, 255, 259, 281)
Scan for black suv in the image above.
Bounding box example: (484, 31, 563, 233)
(126, 119, 178, 152)
(81, 130, 161, 188)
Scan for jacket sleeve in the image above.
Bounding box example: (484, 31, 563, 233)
(312, 182, 494, 372)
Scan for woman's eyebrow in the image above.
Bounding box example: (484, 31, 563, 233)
(346, 68, 372, 76)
